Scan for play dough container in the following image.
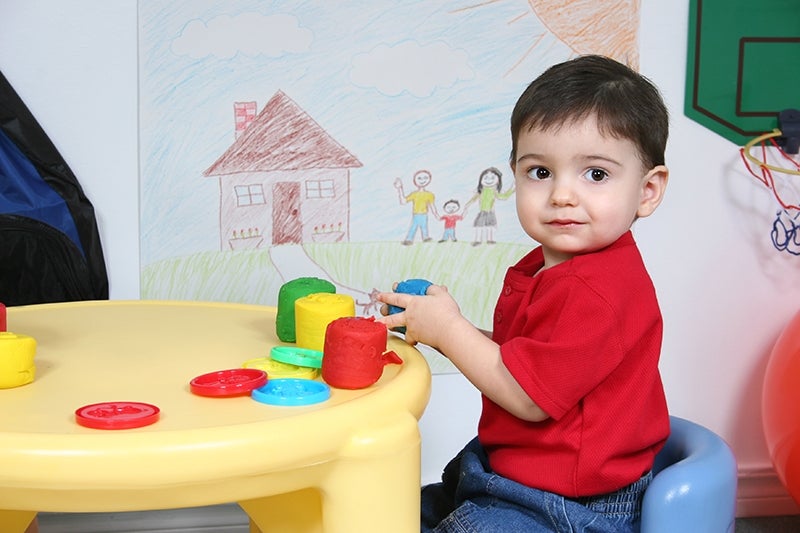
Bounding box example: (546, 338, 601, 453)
(0, 331, 37, 389)
(294, 293, 355, 352)
(387, 278, 433, 315)
(275, 277, 336, 342)
(322, 316, 403, 389)
(387, 278, 433, 334)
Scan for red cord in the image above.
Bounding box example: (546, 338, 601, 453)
(739, 139, 800, 211)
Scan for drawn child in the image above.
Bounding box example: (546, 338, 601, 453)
(377, 55, 670, 532)
(437, 199, 467, 242)
(465, 166, 515, 245)
(394, 169, 438, 245)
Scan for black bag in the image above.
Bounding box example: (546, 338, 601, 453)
(0, 70, 108, 306)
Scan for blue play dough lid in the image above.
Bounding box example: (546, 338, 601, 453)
(251, 378, 331, 406)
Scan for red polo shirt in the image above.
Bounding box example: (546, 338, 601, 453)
(478, 231, 669, 497)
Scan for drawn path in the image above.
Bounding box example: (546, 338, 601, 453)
(268, 244, 379, 316)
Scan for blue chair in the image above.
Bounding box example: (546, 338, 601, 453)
(641, 416, 738, 532)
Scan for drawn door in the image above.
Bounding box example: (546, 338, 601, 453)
(272, 181, 302, 245)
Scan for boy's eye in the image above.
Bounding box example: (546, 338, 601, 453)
(526, 167, 551, 180)
(582, 168, 608, 182)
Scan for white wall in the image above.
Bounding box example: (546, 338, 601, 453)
(2, 0, 799, 517)
(0, 0, 141, 301)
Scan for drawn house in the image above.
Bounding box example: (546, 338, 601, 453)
(203, 91, 362, 250)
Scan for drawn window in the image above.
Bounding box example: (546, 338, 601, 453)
(234, 184, 266, 206)
(305, 179, 335, 199)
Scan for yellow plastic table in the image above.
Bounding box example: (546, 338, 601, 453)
(0, 301, 431, 532)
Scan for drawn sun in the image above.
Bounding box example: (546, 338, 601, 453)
(453, 0, 641, 74)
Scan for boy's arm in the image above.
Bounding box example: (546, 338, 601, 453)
(377, 286, 548, 422)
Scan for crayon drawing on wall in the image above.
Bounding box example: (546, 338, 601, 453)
(138, 0, 641, 373)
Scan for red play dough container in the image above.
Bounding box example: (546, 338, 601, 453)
(322, 317, 402, 389)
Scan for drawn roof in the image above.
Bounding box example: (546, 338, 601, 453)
(204, 90, 362, 176)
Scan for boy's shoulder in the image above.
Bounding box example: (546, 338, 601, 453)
(566, 232, 657, 304)
(534, 233, 652, 295)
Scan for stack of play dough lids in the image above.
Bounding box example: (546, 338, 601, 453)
(242, 354, 318, 380)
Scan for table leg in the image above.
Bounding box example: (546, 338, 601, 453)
(240, 488, 322, 533)
(0, 510, 37, 532)
(241, 413, 421, 533)
(319, 413, 421, 533)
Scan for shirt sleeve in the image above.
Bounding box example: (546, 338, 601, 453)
(499, 275, 626, 420)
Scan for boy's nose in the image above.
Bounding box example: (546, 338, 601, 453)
(549, 179, 577, 206)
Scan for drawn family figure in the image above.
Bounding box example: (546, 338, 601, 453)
(437, 199, 469, 242)
(394, 169, 438, 245)
(465, 166, 515, 245)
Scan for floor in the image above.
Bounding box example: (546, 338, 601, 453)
(735, 514, 800, 532)
(31, 506, 800, 532)
(36, 505, 250, 533)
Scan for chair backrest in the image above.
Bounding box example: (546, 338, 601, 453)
(641, 416, 737, 533)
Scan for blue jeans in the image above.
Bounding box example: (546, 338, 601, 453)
(406, 214, 430, 241)
(421, 437, 651, 533)
(440, 228, 456, 241)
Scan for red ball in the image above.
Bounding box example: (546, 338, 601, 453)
(762, 310, 800, 504)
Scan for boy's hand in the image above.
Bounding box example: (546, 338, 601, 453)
(379, 284, 547, 422)
(376, 284, 462, 347)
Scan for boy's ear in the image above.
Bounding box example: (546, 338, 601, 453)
(637, 165, 668, 218)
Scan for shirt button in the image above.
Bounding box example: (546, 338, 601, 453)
(503, 285, 512, 296)
(495, 311, 503, 323)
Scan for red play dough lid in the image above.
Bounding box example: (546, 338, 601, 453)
(189, 368, 268, 397)
(75, 401, 161, 430)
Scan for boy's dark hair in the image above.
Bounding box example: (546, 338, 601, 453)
(510, 55, 669, 170)
(443, 199, 460, 209)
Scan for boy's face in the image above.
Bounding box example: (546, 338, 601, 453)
(511, 115, 667, 269)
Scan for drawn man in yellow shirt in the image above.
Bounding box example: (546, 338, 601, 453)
(394, 169, 438, 245)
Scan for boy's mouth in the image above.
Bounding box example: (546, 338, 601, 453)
(548, 219, 582, 227)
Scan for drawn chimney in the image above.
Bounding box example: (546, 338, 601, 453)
(234, 101, 257, 139)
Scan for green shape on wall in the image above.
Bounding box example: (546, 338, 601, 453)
(685, 0, 800, 147)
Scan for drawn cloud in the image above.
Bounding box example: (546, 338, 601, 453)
(172, 12, 312, 59)
(350, 40, 473, 97)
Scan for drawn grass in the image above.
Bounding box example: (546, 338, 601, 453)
(141, 241, 530, 373)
